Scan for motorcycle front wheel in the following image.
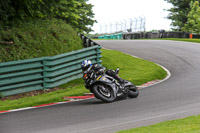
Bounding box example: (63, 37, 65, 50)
(92, 84, 116, 103)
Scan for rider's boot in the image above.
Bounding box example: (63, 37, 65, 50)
(118, 78, 125, 91)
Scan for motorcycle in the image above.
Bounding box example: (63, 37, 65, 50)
(83, 67, 139, 103)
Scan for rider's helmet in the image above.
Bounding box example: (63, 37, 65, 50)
(81, 60, 92, 71)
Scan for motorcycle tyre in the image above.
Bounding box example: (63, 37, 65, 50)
(128, 86, 139, 98)
(92, 84, 116, 103)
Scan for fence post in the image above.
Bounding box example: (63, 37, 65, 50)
(42, 58, 48, 90)
(96, 45, 102, 65)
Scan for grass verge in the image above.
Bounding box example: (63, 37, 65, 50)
(0, 49, 167, 111)
(117, 115, 200, 133)
(94, 38, 200, 44)
(0, 19, 83, 63)
(160, 38, 200, 43)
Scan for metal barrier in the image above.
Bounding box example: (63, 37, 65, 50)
(0, 45, 102, 97)
(98, 32, 193, 40)
(79, 34, 99, 47)
(122, 32, 191, 39)
(98, 33, 123, 40)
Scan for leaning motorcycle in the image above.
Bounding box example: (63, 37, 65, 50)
(83, 67, 139, 103)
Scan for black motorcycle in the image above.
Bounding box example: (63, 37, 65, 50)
(83, 67, 139, 103)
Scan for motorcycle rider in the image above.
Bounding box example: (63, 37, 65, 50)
(81, 60, 125, 86)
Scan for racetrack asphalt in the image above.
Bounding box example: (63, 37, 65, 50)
(1, 40, 200, 133)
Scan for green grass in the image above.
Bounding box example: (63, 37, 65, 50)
(160, 38, 200, 43)
(94, 38, 200, 44)
(0, 84, 89, 111)
(117, 115, 200, 133)
(130, 38, 200, 43)
(0, 49, 167, 111)
(101, 49, 166, 85)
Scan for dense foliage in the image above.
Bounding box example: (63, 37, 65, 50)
(164, 0, 200, 31)
(182, 1, 200, 33)
(0, 0, 96, 33)
(0, 19, 83, 63)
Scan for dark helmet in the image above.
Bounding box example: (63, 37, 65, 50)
(81, 60, 92, 71)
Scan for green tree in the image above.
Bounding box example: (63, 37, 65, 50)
(0, 0, 96, 33)
(54, 0, 96, 33)
(0, 0, 58, 24)
(164, 0, 200, 31)
(182, 1, 200, 33)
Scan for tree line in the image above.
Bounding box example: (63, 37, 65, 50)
(0, 0, 96, 33)
(165, 0, 200, 33)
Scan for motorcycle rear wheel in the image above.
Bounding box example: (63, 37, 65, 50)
(128, 86, 139, 98)
(92, 84, 116, 103)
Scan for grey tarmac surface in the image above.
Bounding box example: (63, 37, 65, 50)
(1, 40, 200, 133)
